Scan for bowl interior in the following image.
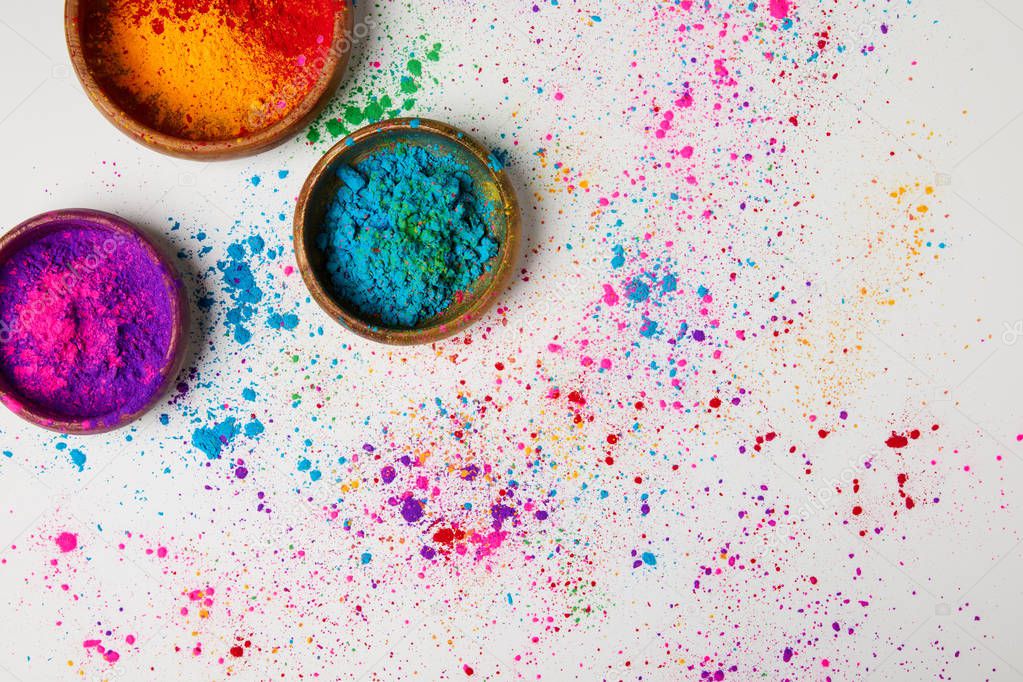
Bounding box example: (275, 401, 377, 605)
(0, 211, 186, 433)
(66, 0, 353, 158)
(298, 122, 517, 342)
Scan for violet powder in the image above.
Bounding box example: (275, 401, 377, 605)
(0, 226, 174, 422)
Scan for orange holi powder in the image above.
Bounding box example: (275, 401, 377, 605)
(80, 0, 340, 141)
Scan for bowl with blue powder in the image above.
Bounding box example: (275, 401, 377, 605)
(295, 118, 520, 344)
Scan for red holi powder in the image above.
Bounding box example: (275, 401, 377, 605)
(433, 528, 457, 544)
(885, 426, 935, 449)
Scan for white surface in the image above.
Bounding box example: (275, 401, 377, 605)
(0, 1, 1021, 680)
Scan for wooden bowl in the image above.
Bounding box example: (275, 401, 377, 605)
(64, 0, 355, 160)
(294, 118, 521, 345)
(0, 209, 188, 434)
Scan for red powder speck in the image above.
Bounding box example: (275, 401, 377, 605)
(230, 645, 244, 658)
(463, 664, 475, 676)
(885, 433, 909, 449)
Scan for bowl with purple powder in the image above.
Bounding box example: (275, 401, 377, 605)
(294, 118, 520, 345)
(0, 209, 188, 434)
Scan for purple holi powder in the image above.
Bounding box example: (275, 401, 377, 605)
(0, 226, 174, 421)
(400, 497, 423, 523)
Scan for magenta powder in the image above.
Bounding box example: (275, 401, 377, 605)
(0, 225, 174, 422)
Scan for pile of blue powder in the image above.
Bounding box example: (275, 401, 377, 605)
(317, 142, 500, 328)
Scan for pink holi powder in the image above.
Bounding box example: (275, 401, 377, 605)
(770, 0, 790, 19)
(55, 532, 78, 553)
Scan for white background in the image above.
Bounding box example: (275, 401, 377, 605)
(0, 1, 1022, 680)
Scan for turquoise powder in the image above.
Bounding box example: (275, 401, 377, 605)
(317, 143, 499, 328)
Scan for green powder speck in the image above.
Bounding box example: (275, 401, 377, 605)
(305, 37, 443, 146)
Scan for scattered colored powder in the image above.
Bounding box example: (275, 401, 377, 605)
(317, 143, 500, 328)
(0, 226, 175, 423)
(306, 41, 443, 145)
(79, 0, 341, 140)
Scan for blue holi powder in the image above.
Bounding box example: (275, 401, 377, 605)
(218, 236, 297, 343)
(642, 552, 657, 566)
(69, 449, 86, 472)
(267, 312, 300, 331)
(2, 450, 12, 458)
(242, 388, 257, 401)
(662, 274, 678, 293)
(191, 417, 240, 460)
(627, 278, 651, 303)
(611, 244, 626, 269)
(639, 317, 659, 338)
(244, 419, 265, 437)
(218, 243, 263, 345)
(317, 143, 500, 328)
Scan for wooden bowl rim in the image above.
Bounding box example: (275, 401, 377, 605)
(64, 0, 355, 160)
(293, 117, 521, 346)
(0, 209, 189, 435)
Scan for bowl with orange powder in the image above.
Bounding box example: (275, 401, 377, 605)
(66, 0, 354, 159)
